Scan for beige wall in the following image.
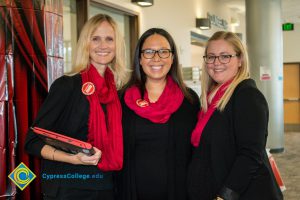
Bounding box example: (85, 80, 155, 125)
(89, 0, 298, 65)
(283, 23, 300, 63)
(100, 0, 245, 68)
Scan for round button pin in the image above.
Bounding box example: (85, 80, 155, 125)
(136, 99, 149, 107)
(82, 82, 95, 95)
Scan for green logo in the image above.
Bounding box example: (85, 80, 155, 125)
(8, 162, 36, 190)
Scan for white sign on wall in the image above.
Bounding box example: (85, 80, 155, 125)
(260, 66, 271, 81)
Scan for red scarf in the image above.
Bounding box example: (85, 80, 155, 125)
(124, 76, 184, 123)
(191, 81, 232, 147)
(81, 64, 123, 171)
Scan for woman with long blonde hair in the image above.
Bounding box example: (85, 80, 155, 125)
(188, 31, 283, 200)
(25, 14, 128, 200)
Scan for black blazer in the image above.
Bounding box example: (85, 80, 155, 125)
(188, 79, 283, 200)
(25, 74, 113, 197)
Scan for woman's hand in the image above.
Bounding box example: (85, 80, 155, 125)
(214, 196, 224, 200)
(73, 147, 102, 165)
(41, 145, 102, 166)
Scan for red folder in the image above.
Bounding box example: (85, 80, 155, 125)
(267, 150, 286, 191)
(32, 127, 95, 156)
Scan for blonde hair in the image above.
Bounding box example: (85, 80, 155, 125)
(201, 31, 250, 112)
(70, 14, 128, 89)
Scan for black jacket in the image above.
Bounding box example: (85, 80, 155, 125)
(187, 79, 283, 200)
(25, 74, 113, 197)
(116, 89, 200, 200)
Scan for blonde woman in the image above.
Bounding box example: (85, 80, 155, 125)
(25, 14, 128, 200)
(187, 31, 283, 200)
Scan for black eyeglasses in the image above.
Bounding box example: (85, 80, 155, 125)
(203, 54, 238, 64)
(141, 49, 173, 59)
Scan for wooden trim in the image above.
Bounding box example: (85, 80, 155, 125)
(90, 0, 139, 16)
(283, 62, 300, 64)
(129, 15, 139, 65)
(284, 124, 300, 132)
(76, 0, 89, 40)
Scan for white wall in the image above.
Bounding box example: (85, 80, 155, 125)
(191, 45, 205, 68)
(139, 0, 244, 67)
(101, 0, 245, 67)
(283, 23, 300, 63)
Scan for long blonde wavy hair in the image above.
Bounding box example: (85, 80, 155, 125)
(70, 14, 128, 89)
(201, 31, 250, 112)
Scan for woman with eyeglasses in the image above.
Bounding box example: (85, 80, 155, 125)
(187, 31, 283, 200)
(116, 28, 200, 200)
(25, 14, 128, 200)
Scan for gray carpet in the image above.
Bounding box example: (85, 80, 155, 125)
(273, 132, 300, 200)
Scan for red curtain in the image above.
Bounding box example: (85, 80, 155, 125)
(0, 0, 63, 199)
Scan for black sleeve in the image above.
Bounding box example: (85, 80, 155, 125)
(24, 76, 74, 158)
(221, 86, 269, 197)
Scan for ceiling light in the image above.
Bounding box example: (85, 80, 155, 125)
(132, 0, 153, 7)
(196, 18, 211, 30)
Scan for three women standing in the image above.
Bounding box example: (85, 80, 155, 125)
(25, 12, 282, 200)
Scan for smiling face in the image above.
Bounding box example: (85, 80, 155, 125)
(140, 34, 173, 83)
(89, 21, 116, 70)
(206, 39, 242, 85)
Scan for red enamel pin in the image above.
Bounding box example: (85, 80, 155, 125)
(82, 82, 95, 95)
(136, 99, 149, 107)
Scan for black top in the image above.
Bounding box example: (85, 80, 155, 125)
(116, 89, 200, 200)
(187, 119, 217, 200)
(24, 74, 113, 197)
(187, 79, 283, 200)
(135, 117, 169, 200)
